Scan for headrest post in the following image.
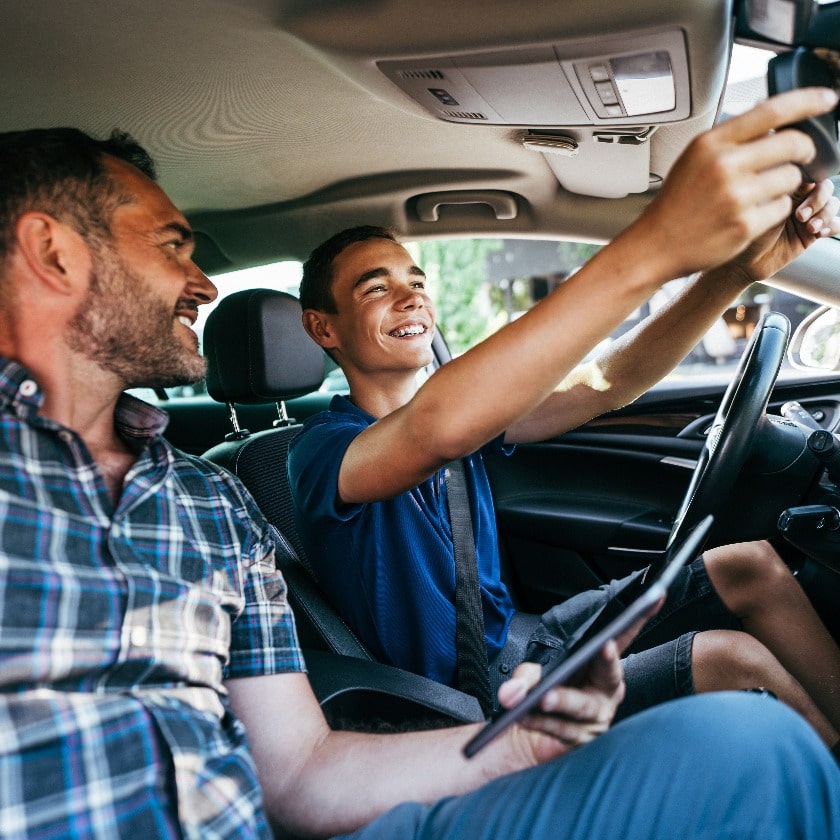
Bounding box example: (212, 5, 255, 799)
(224, 401, 251, 441)
(273, 400, 295, 428)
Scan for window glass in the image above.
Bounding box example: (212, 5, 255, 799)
(140, 237, 833, 406)
(404, 237, 831, 386)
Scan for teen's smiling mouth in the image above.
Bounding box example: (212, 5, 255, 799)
(388, 322, 428, 338)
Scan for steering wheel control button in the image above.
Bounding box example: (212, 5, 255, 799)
(808, 429, 837, 454)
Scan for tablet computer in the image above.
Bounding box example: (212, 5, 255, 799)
(463, 514, 714, 758)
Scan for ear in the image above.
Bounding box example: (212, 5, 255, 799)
(302, 309, 339, 352)
(13, 212, 90, 296)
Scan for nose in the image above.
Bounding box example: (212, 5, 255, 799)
(186, 262, 218, 304)
(396, 284, 425, 310)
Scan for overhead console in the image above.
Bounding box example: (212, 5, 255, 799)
(378, 29, 691, 198)
(378, 29, 690, 127)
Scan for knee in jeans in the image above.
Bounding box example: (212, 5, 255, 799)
(693, 630, 783, 691)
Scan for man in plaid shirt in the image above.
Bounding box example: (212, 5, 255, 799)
(0, 115, 837, 839)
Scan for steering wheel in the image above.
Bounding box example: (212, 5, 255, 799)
(668, 311, 790, 549)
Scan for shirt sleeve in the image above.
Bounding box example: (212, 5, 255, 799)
(225, 492, 306, 680)
(288, 416, 367, 524)
(483, 432, 515, 458)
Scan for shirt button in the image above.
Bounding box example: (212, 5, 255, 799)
(130, 626, 148, 647)
(112, 524, 121, 538)
(19, 379, 38, 397)
(58, 430, 73, 444)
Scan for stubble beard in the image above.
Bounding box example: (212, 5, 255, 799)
(66, 246, 208, 389)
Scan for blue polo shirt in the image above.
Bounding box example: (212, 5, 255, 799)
(288, 395, 514, 686)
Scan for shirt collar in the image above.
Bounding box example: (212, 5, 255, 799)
(330, 393, 376, 423)
(0, 356, 170, 441)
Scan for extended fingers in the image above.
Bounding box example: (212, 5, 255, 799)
(708, 126, 816, 175)
(518, 672, 617, 746)
(575, 638, 625, 698)
(796, 178, 840, 236)
(537, 664, 619, 721)
(504, 645, 628, 759)
(518, 712, 605, 748)
(716, 87, 839, 145)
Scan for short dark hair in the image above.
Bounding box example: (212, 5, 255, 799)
(300, 225, 398, 312)
(0, 127, 156, 263)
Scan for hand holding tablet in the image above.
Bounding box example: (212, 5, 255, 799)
(463, 515, 714, 758)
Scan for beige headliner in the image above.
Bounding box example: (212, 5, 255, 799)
(1, 0, 838, 302)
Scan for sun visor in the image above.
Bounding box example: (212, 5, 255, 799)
(378, 29, 690, 128)
(523, 127, 656, 198)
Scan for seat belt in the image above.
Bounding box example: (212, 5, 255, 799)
(444, 459, 494, 715)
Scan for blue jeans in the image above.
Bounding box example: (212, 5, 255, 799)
(339, 693, 840, 840)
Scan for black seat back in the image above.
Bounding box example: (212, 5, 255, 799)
(200, 289, 485, 728)
(201, 288, 373, 660)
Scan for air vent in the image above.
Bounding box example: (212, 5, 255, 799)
(445, 111, 488, 121)
(398, 69, 445, 80)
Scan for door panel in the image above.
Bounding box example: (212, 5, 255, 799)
(487, 376, 840, 614)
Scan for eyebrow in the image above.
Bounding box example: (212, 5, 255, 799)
(158, 221, 194, 242)
(353, 264, 426, 289)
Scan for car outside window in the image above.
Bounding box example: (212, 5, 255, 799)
(404, 237, 831, 386)
(138, 237, 833, 407)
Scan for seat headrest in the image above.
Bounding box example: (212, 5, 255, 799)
(203, 288, 325, 404)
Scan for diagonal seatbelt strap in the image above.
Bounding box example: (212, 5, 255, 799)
(445, 459, 494, 715)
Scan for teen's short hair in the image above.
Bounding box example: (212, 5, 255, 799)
(300, 225, 398, 312)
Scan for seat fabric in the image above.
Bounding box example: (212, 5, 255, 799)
(200, 288, 484, 727)
(202, 288, 370, 658)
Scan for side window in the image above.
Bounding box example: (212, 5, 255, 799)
(405, 238, 828, 383)
(136, 238, 832, 407)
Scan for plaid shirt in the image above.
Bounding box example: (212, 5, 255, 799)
(0, 359, 305, 839)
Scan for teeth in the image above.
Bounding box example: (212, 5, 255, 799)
(177, 315, 192, 327)
(391, 325, 425, 338)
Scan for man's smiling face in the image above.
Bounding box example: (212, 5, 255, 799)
(66, 156, 218, 388)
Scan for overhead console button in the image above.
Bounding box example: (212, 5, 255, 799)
(589, 64, 610, 83)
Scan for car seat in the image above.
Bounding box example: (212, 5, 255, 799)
(201, 288, 483, 728)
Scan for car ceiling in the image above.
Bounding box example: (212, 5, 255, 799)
(2, 0, 840, 307)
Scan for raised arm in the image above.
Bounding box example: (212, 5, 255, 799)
(338, 88, 838, 502)
(506, 176, 840, 443)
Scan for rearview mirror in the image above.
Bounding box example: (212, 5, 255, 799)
(739, 0, 817, 46)
(788, 304, 840, 370)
